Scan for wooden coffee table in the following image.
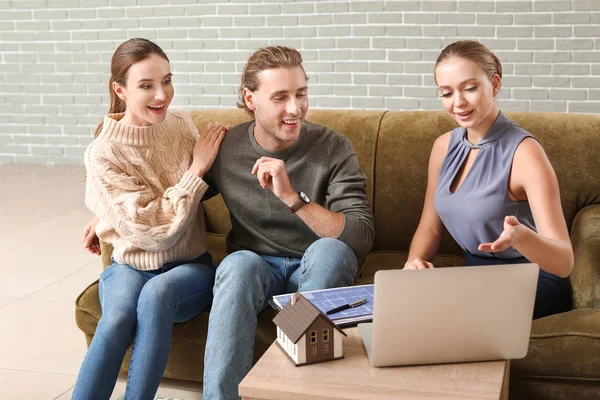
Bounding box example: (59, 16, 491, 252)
(239, 327, 509, 399)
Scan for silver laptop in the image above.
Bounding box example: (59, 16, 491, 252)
(358, 264, 539, 367)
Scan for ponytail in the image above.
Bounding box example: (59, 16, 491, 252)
(491, 52, 503, 79)
(93, 76, 127, 138)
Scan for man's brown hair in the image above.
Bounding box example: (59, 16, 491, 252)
(237, 46, 308, 118)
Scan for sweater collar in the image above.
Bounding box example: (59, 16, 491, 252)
(247, 120, 305, 159)
(97, 111, 171, 146)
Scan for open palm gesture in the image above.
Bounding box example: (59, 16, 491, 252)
(478, 215, 523, 253)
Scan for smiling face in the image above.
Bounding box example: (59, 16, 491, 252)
(435, 57, 501, 139)
(113, 53, 174, 127)
(243, 66, 308, 152)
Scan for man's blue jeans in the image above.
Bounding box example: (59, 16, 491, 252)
(72, 253, 215, 400)
(202, 238, 358, 400)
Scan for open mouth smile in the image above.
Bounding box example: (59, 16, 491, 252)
(282, 118, 300, 126)
(455, 110, 474, 120)
(148, 104, 166, 114)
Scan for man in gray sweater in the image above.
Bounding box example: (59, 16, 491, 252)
(202, 46, 374, 399)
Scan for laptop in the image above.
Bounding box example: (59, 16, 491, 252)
(358, 264, 539, 367)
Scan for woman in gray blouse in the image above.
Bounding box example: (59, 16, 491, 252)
(404, 40, 572, 319)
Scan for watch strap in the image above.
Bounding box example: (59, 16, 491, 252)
(288, 193, 307, 213)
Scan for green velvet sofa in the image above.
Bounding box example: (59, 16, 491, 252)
(75, 109, 600, 399)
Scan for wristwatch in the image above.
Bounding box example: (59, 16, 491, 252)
(288, 191, 310, 213)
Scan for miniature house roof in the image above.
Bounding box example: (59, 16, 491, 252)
(273, 293, 347, 344)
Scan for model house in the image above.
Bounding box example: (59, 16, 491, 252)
(272, 292, 346, 366)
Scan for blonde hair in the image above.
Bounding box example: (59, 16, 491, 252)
(94, 38, 169, 138)
(435, 40, 502, 85)
(237, 46, 308, 118)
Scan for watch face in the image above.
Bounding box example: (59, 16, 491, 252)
(299, 191, 310, 203)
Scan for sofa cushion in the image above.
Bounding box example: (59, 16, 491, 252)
(207, 232, 228, 267)
(511, 308, 600, 381)
(509, 379, 600, 400)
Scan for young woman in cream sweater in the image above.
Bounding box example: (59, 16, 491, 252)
(73, 38, 227, 400)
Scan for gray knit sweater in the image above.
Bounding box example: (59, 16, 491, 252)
(204, 120, 374, 258)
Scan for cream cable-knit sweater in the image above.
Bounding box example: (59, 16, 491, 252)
(84, 108, 209, 271)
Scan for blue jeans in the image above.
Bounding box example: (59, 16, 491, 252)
(73, 253, 216, 400)
(202, 238, 358, 400)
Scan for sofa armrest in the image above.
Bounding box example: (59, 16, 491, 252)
(510, 309, 600, 387)
(569, 204, 600, 310)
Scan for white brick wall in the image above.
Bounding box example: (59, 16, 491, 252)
(1, 0, 599, 165)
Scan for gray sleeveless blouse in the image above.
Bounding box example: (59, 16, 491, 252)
(434, 111, 537, 259)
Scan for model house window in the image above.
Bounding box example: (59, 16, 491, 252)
(323, 328, 329, 342)
(323, 343, 329, 353)
(311, 346, 317, 356)
(293, 344, 297, 356)
(283, 335, 286, 344)
(310, 330, 317, 344)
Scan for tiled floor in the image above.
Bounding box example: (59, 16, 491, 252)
(0, 165, 202, 399)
